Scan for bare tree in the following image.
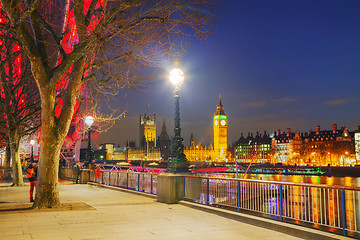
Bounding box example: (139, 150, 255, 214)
(0, 34, 41, 186)
(0, 0, 216, 208)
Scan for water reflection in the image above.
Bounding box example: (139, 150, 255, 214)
(222, 174, 360, 187)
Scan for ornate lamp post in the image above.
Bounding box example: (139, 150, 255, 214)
(30, 139, 35, 162)
(168, 62, 188, 172)
(84, 116, 94, 168)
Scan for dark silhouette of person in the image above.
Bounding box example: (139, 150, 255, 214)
(26, 161, 38, 202)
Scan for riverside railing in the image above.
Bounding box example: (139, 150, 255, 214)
(89, 169, 158, 195)
(183, 175, 360, 238)
(85, 170, 359, 237)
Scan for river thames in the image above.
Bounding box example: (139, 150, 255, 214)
(206, 173, 360, 187)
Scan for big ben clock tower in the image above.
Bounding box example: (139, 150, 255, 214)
(213, 95, 227, 161)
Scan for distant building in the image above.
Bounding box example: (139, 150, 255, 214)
(355, 127, 360, 165)
(184, 134, 213, 162)
(235, 131, 271, 163)
(269, 124, 356, 166)
(127, 111, 161, 161)
(99, 143, 127, 161)
(184, 95, 229, 162)
(139, 113, 156, 148)
(303, 124, 354, 166)
(127, 147, 161, 161)
(271, 128, 302, 164)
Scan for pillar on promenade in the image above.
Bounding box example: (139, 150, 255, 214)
(157, 173, 184, 204)
(80, 170, 90, 184)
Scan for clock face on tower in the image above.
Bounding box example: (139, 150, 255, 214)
(214, 120, 218, 126)
(220, 120, 226, 126)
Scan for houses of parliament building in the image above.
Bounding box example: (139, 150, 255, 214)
(100, 96, 230, 163)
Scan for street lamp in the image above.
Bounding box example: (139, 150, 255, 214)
(168, 61, 188, 172)
(30, 139, 35, 162)
(84, 116, 94, 168)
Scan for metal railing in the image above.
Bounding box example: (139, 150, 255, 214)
(89, 170, 158, 194)
(183, 175, 360, 238)
(61, 167, 75, 180)
(75, 168, 360, 237)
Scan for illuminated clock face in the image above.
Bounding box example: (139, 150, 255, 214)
(214, 120, 218, 126)
(146, 120, 154, 125)
(220, 120, 226, 126)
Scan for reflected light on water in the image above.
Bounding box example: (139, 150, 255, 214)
(310, 176, 319, 185)
(214, 173, 360, 187)
(326, 176, 334, 185)
(344, 176, 353, 187)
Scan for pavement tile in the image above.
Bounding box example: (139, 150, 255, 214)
(29, 232, 70, 239)
(0, 234, 32, 240)
(0, 228, 23, 237)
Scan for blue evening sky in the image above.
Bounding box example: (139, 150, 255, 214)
(97, 0, 360, 147)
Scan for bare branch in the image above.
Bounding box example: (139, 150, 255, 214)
(14, 0, 40, 28)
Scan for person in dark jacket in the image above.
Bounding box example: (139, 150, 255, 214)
(26, 161, 38, 202)
(72, 162, 81, 184)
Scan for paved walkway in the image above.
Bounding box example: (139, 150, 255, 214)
(0, 182, 349, 240)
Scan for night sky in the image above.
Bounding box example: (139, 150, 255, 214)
(97, 0, 360, 148)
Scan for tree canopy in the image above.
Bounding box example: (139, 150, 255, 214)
(0, 0, 217, 208)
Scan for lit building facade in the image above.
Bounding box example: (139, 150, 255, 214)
(271, 129, 302, 164)
(184, 96, 229, 162)
(127, 147, 161, 161)
(235, 132, 271, 163)
(355, 132, 360, 165)
(303, 124, 354, 166)
(98, 143, 126, 160)
(184, 134, 214, 162)
(269, 124, 356, 166)
(139, 113, 156, 148)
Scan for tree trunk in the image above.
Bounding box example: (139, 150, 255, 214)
(33, 90, 74, 208)
(5, 137, 11, 166)
(9, 129, 24, 186)
(34, 133, 62, 208)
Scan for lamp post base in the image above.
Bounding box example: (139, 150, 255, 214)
(168, 135, 188, 173)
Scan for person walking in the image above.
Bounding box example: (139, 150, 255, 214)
(72, 162, 81, 184)
(26, 160, 38, 202)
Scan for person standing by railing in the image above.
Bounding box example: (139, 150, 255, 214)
(72, 162, 81, 184)
(26, 160, 38, 202)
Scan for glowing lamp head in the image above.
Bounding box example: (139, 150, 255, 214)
(85, 116, 94, 128)
(30, 139, 35, 146)
(169, 68, 184, 87)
